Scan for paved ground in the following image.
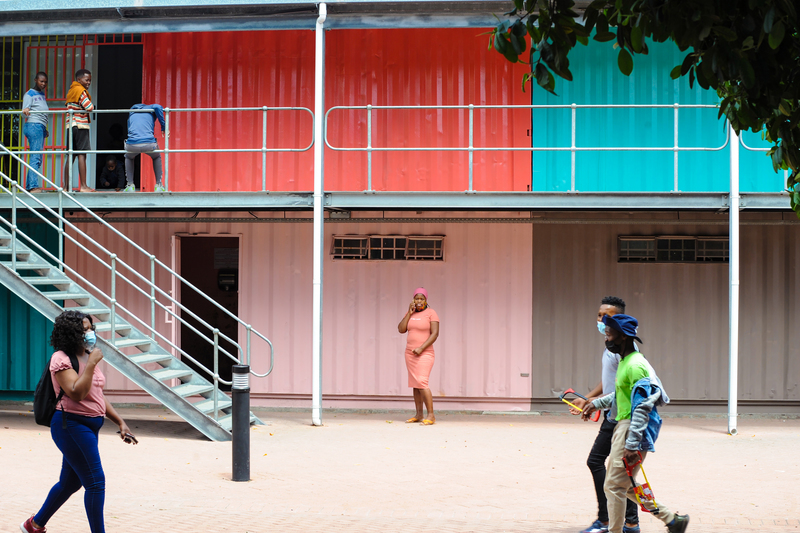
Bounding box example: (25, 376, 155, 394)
(1, 405, 798, 533)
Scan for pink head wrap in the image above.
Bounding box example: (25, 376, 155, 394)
(413, 287, 428, 299)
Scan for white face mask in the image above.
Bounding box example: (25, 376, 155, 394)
(84, 330, 97, 350)
(596, 321, 606, 335)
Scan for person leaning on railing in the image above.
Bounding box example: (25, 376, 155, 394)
(123, 103, 166, 193)
(22, 71, 49, 193)
(64, 69, 95, 193)
(20, 310, 137, 533)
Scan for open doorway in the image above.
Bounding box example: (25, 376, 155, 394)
(95, 43, 143, 189)
(179, 236, 240, 391)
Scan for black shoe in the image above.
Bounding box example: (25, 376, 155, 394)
(667, 514, 689, 533)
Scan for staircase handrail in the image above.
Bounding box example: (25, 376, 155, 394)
(0, 143, 275, 379)
(0, 199, 235, 384)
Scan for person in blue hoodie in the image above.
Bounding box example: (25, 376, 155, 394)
(583, 314, 689, 533)
(22, 72, 49, 192)
(123, 103, 165, 192)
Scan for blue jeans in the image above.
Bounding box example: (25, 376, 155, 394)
(23, 122, 46, 190)
(34, 411, 106, 533)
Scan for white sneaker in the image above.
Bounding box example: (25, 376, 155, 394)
(154, 184, 166, 193)
(123, 184, 136, 192)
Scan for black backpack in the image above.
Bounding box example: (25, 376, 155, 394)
(33, 353, 79, 427)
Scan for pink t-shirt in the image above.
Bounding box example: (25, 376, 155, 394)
(405, 307, 440, 353)
(50, 350, 106, 418)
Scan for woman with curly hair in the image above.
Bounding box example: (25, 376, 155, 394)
(21, 310, 137, 533)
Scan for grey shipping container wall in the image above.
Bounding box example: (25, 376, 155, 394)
(0, 220, 60, 393)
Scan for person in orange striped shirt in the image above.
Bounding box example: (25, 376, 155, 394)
(64, 69, 95, 192)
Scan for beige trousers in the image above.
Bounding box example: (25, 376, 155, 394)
(604, 419, 675, 533)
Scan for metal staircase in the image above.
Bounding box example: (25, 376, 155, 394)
(0, 146, 274, 441)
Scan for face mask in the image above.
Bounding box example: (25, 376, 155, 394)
(596, 321, 606, 334)
(605, 339, 623, 354)
(84, 330, 97, 350)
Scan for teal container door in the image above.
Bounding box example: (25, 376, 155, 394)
(0, 220, 60, 394)
(530, 39, 780, 193)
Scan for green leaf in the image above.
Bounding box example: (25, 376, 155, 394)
(769, 21, 785, 49)
(680, 53, 695, 76)
(535, 62, 555, 94)
(576, 33, 589, 46)
(688, 66, 695, 89)
(670, 65, 682, 79)
(763, 6, 776, 33)
(712, 26, 737, 41)
(596, 13, 609, 34)
(779, 102, 791, 116)
(698, 25, 711, 41)
(510, 32, 527, 55)
(521, 72, 532, 92)
(618, 48, 633, 76)
(594, 32, 617, 42)
(513, 0, 523, 12)
(630, 25, 643, 53)
(737, 55, 756, 88)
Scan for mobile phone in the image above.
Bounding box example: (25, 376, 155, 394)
(116, 430, 139, 444)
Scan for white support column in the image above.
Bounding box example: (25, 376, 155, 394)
(728, 124, 740, 436)
(311, 3, 327, 427)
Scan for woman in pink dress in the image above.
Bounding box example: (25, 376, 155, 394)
(397, 288, 440, 425)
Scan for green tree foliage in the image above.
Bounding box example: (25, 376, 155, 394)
(491, 0, 800, 213)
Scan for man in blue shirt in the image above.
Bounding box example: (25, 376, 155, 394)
(123, 104, 165, 192)
(22, 72, 49, 192)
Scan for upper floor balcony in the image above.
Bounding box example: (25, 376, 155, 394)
(0, 26, 791, 211)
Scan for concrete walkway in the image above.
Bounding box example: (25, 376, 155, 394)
(1, 405, 798, 532)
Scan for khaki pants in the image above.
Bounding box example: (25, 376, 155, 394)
(604, 419, 675, 533)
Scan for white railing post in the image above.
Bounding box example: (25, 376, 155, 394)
(10, 181, 17, 273)
(164, 108, 170, 191)
(728, 122, 740, 436)
(213, 328, 220, 420)
(367, 104, 372, 192)
(468, 104, 474, 192)
(246, 324, 252, 367)
(150, 254, 156, 340)
(311, 2, 327, 427)
(262, 106, 268, 192)
(571, 103, 577, 192)
(674, 103, 680, 191)
(110, 253, 117, 347)
(57, 190, 64, 271)
(67, 110, 73, 191)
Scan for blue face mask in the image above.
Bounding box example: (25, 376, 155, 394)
(596, 321, 606, 335)
(84, 330, 97, 350)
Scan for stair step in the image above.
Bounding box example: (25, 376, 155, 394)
(20, 276, 71, 286)
(73, 307, 111, 317)
(216, 414, 258, 431)
(193, 398, 233, 413)
(41, 290, 91, 301)
(112, 337, 152, 349)
(172, 383, 214, 397)
(94, 321, 133, 334)
(151, 368, 193, 381)
(0, 246, 32, 255)
(129, 352, 174, 365)
(0, 261, 51, 271)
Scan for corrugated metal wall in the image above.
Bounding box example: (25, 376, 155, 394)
(531, 216, 799, 401)
(66, 216, 533, 402)
(324, 29, 532, 192)
(62, 215, 798, 405)
(141, 31, 316, 192)
(529, 39, 782, 193)
(141, 29, 532, 192)
(0, 222, 59, 393)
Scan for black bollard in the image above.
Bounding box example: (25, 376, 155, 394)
(231, 364, 250, 482)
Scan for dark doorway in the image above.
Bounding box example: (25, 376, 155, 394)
(179, 237, 240, 391)
(96, 44, 143, 189)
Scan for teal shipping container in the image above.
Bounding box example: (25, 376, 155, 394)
(0, 221, 59, 397)
(530, 38, 783, 193)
